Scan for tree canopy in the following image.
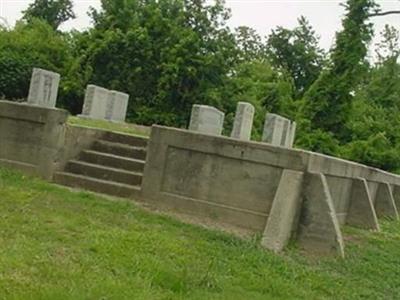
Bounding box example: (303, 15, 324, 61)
(23, 0, 75, 30)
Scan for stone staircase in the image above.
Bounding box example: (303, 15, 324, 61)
(54, 132, 148, 198)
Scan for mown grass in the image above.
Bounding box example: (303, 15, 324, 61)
(67, 116, 150, 137)
(1, 167, 400, 299)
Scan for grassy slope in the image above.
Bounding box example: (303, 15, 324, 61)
(1, 168, 400, 299)
(68, 116, 150, 137)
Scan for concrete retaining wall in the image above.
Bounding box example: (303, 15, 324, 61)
(141, 126, 308, 231)
(58, 125, 110, 171)
(0, 100, 149, 178)
(3, 100, 400, 256)
(0, 100, 68, 179)
(141, 126, 400, 256)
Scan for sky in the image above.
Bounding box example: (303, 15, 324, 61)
(1, 0, 400, 53)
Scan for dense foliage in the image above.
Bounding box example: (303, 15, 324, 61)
(22, 0, 75, 30)
(1, 0, 400, 172)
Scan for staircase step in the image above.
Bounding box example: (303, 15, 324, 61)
(102, 131, 148, 148)
(66, 160, 143, 185)
(54, 172, 141, 198)
(92, 140, 147, 160)
(80, 150, 145, 172)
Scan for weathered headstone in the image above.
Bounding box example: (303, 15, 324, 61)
(288, 121, 297, 148)
(27, 68, 60, 108)
(280, 118, 292, 146)
(262, 113, 296, 148)
(262, 113, 286, 146)
(106, 91, 129, 122)
(80, 85, 110, 120)
(189, 105, 225, 136)
(230, 102, 254, 140)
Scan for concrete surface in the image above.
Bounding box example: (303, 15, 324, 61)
(141, 125, 308, 231)
(3, 101, 400, 256)
(346, 178, 380, 231)
(261, 170, 304, 252)
(375, 182, 399, 219)
(297, 172, 345, 257)
(0, 100, 68, 179)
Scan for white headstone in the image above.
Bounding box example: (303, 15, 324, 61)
(81, 85, 109, 120)
(189, 105, 225, 136)
(262, 113, 287, 146)
(27, 68, 60, 108)
(288, 121, 297, 147)
(231, 102, 255, 140)
(281, 118, 292, 146)
(106, 91, 129, 122)
(262, 113, 296, 148)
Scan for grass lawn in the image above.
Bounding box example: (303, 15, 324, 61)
(68, 116, 150, 137)
(1, 168, 400, 299)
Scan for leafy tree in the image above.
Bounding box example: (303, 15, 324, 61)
(0, 20, 72, 100)
(67, 0, 238, 126)
(23, 0, 75, 30)
(341, 25, 400, 171)
(221, 60, 295, 139)
(375, 24, 400, 63)
(301, 0, 376, 143)
(266, 16, 325, 98)
(234, 26, 264, 62)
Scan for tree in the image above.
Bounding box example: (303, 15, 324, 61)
(221, 60, 295, 139)
(375, 25, 400, 63)
(67, 0, 238, 126)
(302, 0, 376, 142)
(266, 16, 325, 98)
(23, 0, 75, 30)
(234, 26, 264, 62)
(0, 20, 72, 101)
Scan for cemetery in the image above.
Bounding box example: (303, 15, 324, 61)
(1, 68, 400, 258)
(3, 0, 400, 297)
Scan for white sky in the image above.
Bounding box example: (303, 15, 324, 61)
(1, 0, 400, 52)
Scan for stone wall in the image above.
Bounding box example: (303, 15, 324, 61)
(141, 125, 400, 256)
(0, 100, 68, 179)
(141, 126, 306, 231)
(58, 125, 109, 171)
(3, 100, 400, 257)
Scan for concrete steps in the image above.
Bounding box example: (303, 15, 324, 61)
(80, 150, 145, 172)
(102, 131, 148, 148)
(54, 172, 141, 198)
(92, 140, 147, 160)
(54, 132, 148, 198)
(66, 160, 143, 185)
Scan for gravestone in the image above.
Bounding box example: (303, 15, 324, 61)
(80, 85, 110, 120)
(280, 118, 292, 146)
(288, 121, 297, 148)
(262, 113, 287, 146)
(27, 68, 60, 108)
(189, 105, 225, 136)
(231, 102, 254, 141)
(106, 91, 129, 122)
(262, 113, 296, 148)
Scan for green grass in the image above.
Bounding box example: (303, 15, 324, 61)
(1, 168, 400, 299)
(68, 116, 150, 137)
